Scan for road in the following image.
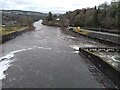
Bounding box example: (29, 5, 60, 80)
(0, 20, 112, 88)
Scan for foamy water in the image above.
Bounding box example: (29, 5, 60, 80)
(0, 43, 98, 81)
(70, 44, 96, 53)
(0, 60, 11, 80)
(0, 48, 33, 81)
(71, 51, 79, 54)
(0, 46, 54, 80)
(70, 45, 80, 51)
(111, 55, 120, 63)
(67, 36, 76, 39)
(70, 43, 97, 51)
(33, 46, 52, 50)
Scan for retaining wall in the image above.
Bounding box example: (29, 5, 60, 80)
(72, 29, 120, 46)
(79, 48, 120, 88)
(87, 32, 120, 46)
(1, 27, 33, 44)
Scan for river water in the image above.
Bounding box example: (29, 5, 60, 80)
(0, 20, 114, 88)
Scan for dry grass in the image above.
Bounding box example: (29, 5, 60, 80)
(0, 26, 28, 35)
(74, 29, 89, 35)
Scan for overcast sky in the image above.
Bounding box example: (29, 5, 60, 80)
(0, 0, 112, 13)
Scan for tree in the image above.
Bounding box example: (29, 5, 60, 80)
(49, 0, 119, 30)
(74, 15, 81, 27)
(83, 9, 86, 14)
(60, 16, 69, 27)
(118, 1, 120, 30)
(109, 1, 118, 18)
(93, 6, 99, 27)
(53, 14, 57, 17)
(47, 12, 53, 21)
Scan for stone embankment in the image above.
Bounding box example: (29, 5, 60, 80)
(0, 27, 34, 44)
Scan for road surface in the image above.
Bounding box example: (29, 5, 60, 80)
(0, 20, 113, 88)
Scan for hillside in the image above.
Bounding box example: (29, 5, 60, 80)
(43, 0, 120, 31)
(2, 10, 47, 26)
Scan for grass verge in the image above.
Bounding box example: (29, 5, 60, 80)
(0, 26, 28, 35)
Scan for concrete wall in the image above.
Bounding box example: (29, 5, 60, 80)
(87, 32, 120, 46)
(73, 28, 120, 46)
(81, 27, 120, 34)
(79, 48, 120, 88)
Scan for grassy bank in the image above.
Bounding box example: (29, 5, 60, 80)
(0, 26, 28, 35)
(73, 28, 90, 35)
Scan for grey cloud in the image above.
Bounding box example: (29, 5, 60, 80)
(12, 0, 34, 5)
(0, 0, 112, 13)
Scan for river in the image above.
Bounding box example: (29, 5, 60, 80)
(0, 20, 114, 88)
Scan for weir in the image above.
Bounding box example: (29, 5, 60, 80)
(79, 47, 120, 88)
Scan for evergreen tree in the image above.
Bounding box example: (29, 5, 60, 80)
(118, 1, 120, 30)
(47, 12, 53, 21)
(94, 6, 99, 27)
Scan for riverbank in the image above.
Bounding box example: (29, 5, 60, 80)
(81, 27, 120, 34)
(42, 21, 61, 27)
(70, 28, 120, 46)
(0, 26, 34, 44)
(42, 20, 120, 46)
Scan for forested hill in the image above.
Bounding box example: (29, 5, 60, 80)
(2, 10, 47, 27)
(43, 0, 119, 31)
(62, 0, 120, 30)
